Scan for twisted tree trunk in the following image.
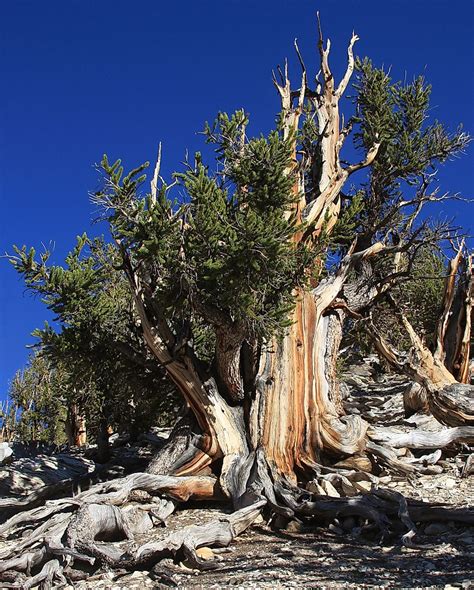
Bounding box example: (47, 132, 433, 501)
(368, 246, 473, 427)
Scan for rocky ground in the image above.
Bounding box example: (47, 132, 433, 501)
(1, 366, 473, 589)
(68, 506, 473, 590)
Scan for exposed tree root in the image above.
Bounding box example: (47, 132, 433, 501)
(133, 500, 266, 570)
(1, 409, 472, 587)
(429, 384, 474, 427)
(403, 382, 429, 417)
(1, 460, 473, 588)
(23, 559, 67, 589)
(275, 479, 474, 530)
(369, 425, 474, 450)
(146, 414, 211, 476)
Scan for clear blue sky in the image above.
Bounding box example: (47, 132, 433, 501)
(1, 0, 473, 399)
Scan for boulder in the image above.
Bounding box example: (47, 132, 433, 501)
(0, 442, 13, 464)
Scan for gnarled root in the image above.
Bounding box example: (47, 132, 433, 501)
(0, 471, 223, 587)
(135, 500, 266, 570)
(403, 382, 429, 417)
(369, 425, 474, 450)
(273, 478, 474, 541)
(429, 384, 474, 426)
(1, 449, 473, 587)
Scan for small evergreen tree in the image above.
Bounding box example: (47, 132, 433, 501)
(10, 235, 180, 456)
(8, 353, 68, 444)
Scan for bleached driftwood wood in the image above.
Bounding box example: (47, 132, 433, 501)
(369, 425, 474, 450)
(135, 500, 266, 570)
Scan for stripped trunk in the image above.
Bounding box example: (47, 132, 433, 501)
(368, 247, 473, 426)
(145, 289, 366, 493)
(142, 245, 381, 493)
(441, 253, 473, 383)
(65, 403, 87, 447)
(252, 292, 366, 479)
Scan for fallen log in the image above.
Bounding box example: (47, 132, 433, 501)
(369, 425, 474, 450)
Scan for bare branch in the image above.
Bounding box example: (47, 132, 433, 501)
(316, 12, 333, 92)
(336, 31, 360, 97)
(150, 142, 162, 204)
(345, 140, 381, 174)
(293, 38, 306, 78)
(293, 39, 307, 110)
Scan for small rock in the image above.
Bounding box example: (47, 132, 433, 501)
(443, 478, 456, 489)
(341, 480, 357, 496)
(353, 480, 372, 493)
(196, 546, 214, 560)
(285, 520, 305, 533)
(0, 442, 13, 464)
(334, 455, 372, 472)
(130, 570, 148, 578)
(320, 480, 340, 498)
(307, 480, 326, 495)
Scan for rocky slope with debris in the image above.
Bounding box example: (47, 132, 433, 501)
(0, 364, 472, 589)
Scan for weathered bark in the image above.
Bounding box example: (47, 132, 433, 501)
(133, 500, 266, 570)
(65, 403, 87, 447)
(428, 384, 474, 427)
(253, 293, 367, 479)
(146, 412, 219, 476)
(214, 325, 246, 403)
(442, 253, 473, 383)
(370, 424, 474, 450)
(403, 382, 429, 417)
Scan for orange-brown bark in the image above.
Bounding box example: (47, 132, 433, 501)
(443, 254, 473, 383)
(66, 404, 87, 447)
(255, 290, 367, 478)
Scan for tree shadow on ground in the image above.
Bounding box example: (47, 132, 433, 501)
(198, 523, 473, 587)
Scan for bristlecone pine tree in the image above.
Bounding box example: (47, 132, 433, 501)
(9, 235, 181, 461)
(2, 18, 473, 584)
